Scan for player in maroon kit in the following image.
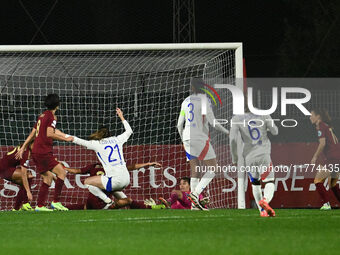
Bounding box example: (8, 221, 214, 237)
(0, 142, 34, 211)
(159, 177, 206, 209)
(65, 161, 162, 210)
(16, 94, 73, 211)
(310, 108, 340, 210)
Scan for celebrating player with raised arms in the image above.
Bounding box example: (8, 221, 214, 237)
(65, 161, 162, 210)
(0, 142, 34, 211)
(17, 94, 73, 211)
(177, 77, 229, 210)
(310, 108, 340, 210)
(70, 108, 133, 208)
(230, 112, 278, 217)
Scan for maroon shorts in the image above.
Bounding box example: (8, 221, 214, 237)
(32, 153, 59, 174)
(0, 165, 17, 181)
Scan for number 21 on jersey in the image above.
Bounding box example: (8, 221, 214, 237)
(97, 144, 122, 165)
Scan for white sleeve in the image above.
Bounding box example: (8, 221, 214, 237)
(116, 120, 133, 144)
(206, 105, 229, 135)
(265, 115, 278, 136)
(229, 117, 239, 164)
(73, 137, 99, 151)
(177, 108, 185, 141)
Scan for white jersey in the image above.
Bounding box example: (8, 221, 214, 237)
(73, 120, 133, 177)
(177, 93, 228, 141)
(229, 113, 278, 163)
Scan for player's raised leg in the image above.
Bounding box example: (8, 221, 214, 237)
(84, 175, 113, 207)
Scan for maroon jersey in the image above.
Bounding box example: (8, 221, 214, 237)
(33, 110, 57, 154)
(80, 163, 105, 177)
(0, 146, 30, 169)
(317, 121, 340, 160)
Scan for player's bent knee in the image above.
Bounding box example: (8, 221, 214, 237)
(53, 164, 67, 179)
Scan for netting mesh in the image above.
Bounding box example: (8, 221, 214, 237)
(0, 47, 238, 210)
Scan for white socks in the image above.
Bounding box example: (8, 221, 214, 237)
(190, 177, 199, 193)
(252, 184, 262, 211)
(263, 182, 275, 203)
(86, 185, 111, 203)
(194, 171, 216, 196)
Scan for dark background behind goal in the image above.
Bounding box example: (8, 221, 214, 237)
(0, 0, 339, 77)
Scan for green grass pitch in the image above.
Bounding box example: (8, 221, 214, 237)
(1, 209, 339, 255)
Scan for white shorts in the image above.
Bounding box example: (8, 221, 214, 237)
(101, 171, 130, 193)
(245, 154, 274, 182)
(183, 139, 216, 161)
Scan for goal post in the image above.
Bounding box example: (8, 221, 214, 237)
(0, 43, 244, 210)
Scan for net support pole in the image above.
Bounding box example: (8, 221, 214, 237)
(235, 45, 246, 209)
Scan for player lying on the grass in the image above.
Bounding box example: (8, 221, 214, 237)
(177, 77, 229, 210)
(309, 108, 340, 210)
(230, 109, 278, 217)
(69, 108, 132, 209)
(65, 161, 163, 210)
(158, 177, 207, 209)
(16, 94, 73, 211)
(0, 142, 34, 211)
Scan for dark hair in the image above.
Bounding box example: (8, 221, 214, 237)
(89, 127, 111, 140)
(312, 108, 332, 127)
(180, 177, 190, 185)
(191, 77, 205, 93)
(45, 94, 60, 110)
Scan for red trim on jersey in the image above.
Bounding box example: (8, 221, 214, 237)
(261, 162, 272, 180)
(198, 138, 210, 160)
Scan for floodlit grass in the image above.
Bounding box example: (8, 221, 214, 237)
(1, 209, 339, 255)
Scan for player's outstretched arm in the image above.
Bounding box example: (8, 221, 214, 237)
(21, 166, 33, 201)
(116, 108, 133, 143)
(65, 168, 82, 174)
(47, 127, 73, 142)
(72, 136, 98, 151)
(16, 128, 36, 159)
(127, 162, 162, 171)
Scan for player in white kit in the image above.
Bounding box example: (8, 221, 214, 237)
(70, 108, 132, 208)
(177, 77, 229, 210)
(230, 112, 278, 217)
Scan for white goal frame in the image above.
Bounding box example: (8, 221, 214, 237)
(0, 42, 245, 209)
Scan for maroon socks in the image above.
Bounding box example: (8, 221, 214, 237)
(53, 178, 64, 203)
(315, 182, 330, 205)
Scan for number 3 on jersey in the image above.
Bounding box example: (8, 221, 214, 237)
(187, 103, 194, 122)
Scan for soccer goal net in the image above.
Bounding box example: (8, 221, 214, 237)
(0, 43, 243, 210)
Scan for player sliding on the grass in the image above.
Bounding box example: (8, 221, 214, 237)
(177, 77, 229, 210)
(0, 142, 34, 211)
(158, 177, 207, 209)
(65, 161, 163, 210)
(230, 110, 278, 217)
(70, 108, 132, 208)
(309, 108, 340, 210)
(17, 94, 73, 211)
